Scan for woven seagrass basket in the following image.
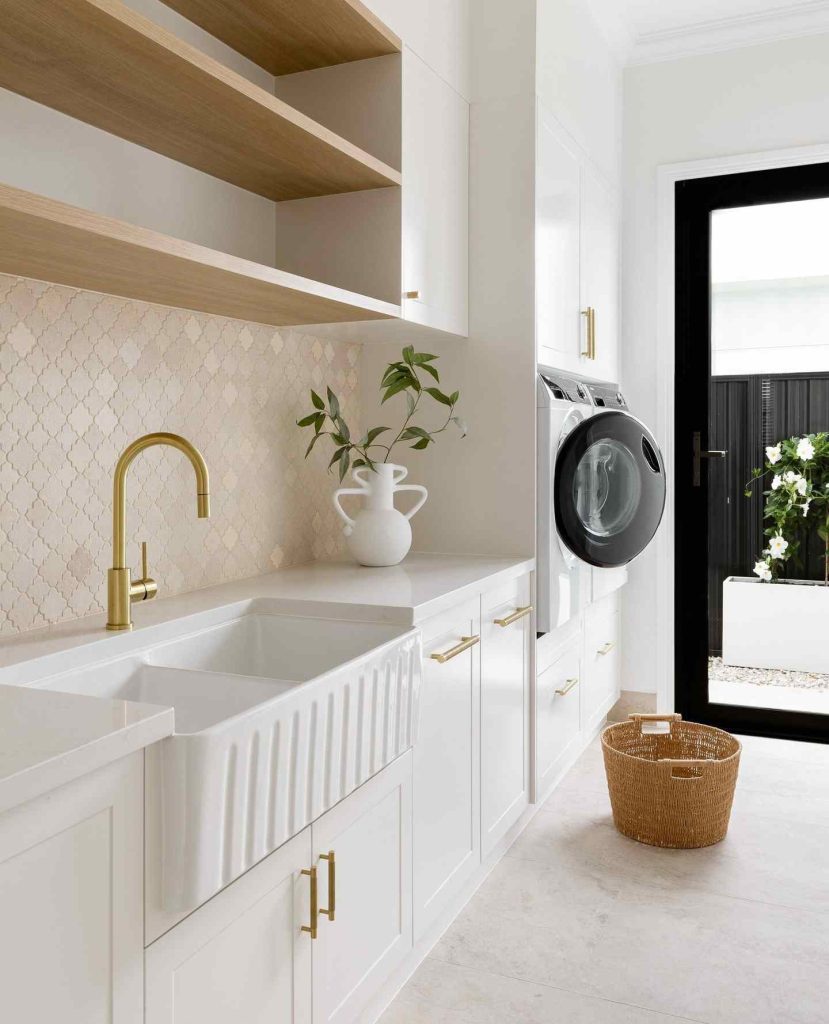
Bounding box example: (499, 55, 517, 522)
(601, 714, 741, 849)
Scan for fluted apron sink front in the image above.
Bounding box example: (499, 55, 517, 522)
(42, 610, 422, 912)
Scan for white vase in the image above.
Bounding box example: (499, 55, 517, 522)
(332, 463, 428, 567)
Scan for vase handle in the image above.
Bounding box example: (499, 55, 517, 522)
(332, 488, 364, 535)
(395, 484, 428, 521)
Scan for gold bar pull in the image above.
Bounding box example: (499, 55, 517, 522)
(581, 307, 596, 359)
(493, 605, 533, 628)
(319, 851, 335, 922)
(430, 635, 480, 664)
(555, 677, 579, 697)
(403, 289, 420, 299)
(597, 640, 616, 657)
(301, 866, 318, 939)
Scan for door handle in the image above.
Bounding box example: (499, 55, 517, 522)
(581, 307, 596, 360)
(301, 866, 318, 939)
(493, 605, 533, 627)
(319, 851, 335, 922)
(692, 431, 728, 487)
(430, 635, 480, 663)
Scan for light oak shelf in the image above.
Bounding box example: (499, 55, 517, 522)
(0, 0, 401, 202)
(160, 0, 401, 76)
(0, 184, 401, 327)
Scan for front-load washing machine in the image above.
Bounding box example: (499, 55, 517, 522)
(537, 371, 666, 634)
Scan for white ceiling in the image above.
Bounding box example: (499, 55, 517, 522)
(588, 0, 829, 64)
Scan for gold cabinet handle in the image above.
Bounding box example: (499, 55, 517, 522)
(598, 640, 616, 657)
(300, 866, 318, 939)
(403, 289, 420, 299)
(555, 677, 579, 697)
(493, 605, 533, 627)
(430, 635, 480, 664)
(319, 850, 335, 922)
(581, 307, 596, 359)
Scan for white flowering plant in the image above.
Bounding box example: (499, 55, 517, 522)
(745, 432, 829, 584)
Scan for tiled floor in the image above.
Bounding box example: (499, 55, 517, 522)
(380, 733, 829, 1024)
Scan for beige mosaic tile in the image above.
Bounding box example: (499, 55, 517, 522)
(0, 274, 362, 637)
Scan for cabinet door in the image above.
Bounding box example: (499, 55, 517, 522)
(0, 753, 143, 1024)
(582, 591, 622, 734)
(401, 46, 469, 336)
(146, 829, 312, 1024)
(536, 106, 581, 372)
(536, 639, 582, 802)
(580, 165, 620, 383)
(480, 576, 531, 858)
(311, 753, 412, 1024)
(413, 598, 480, 941)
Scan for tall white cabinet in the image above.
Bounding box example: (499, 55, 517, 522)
(536, 105, 620, 384)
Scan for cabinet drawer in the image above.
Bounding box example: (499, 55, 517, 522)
(582, 592, 621, 732)
(536, 640, 581, 801)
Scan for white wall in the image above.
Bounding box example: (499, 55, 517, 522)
(622, 31, 829, 694)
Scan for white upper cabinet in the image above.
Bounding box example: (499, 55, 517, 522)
(580, 165, 620, 384)
(0, 754, 144, 1024)
(536, 106, 620, 384)
(401, 47, 469, 337)
(536, 109, 581, 372)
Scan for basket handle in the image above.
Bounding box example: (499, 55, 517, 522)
(660, 758, 708, 780)
(628, 713, 681, 735)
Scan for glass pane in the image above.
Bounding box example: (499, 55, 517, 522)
(709, 198, 829, 715)
(574, 439, 641, 538)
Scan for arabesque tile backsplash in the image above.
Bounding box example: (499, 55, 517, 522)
(0, 274, 361, 637)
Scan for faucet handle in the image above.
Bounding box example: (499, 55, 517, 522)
(135, 540, 157, 602)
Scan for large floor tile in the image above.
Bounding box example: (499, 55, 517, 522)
(384, 959, 703, 1023)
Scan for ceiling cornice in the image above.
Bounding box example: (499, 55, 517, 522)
(629, 0, 829, 65)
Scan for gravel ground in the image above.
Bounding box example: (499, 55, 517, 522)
(709, 656, 829, 691)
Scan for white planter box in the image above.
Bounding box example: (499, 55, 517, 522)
(722, 576, 829, 674)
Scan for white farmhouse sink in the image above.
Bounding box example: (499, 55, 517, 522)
(38, 607, 422, 910)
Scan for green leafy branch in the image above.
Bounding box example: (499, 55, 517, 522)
(297, 346, 466, 482)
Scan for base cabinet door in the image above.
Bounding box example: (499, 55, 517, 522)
(480, 576, 531, 858)
(145, 829, 313, 1024)
(582, 592, 621, 734)
(311, 752, 412, 1024)
(536, 638, 582, 802)
(0, 753, 144, 1024)
(413, 598, 481, 940)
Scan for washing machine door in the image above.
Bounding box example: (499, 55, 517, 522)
(554, 410, 666, 568)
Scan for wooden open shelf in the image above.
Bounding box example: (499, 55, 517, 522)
(160, 0, 401, 76)
(0, 184, 401, 327)
(0, 0, 401, 202)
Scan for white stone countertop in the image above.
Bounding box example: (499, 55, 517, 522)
(0, 553, 533, 813)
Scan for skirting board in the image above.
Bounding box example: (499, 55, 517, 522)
(358, 714, 611, 1024)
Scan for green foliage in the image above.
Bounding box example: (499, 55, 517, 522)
(296, 346, 465, 482)
(746, 433, 829, 584)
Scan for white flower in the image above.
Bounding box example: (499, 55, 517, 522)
(783, 470, 801, 485)
(801, 500, 811, 517)
(771, 474, 782, 490)
(796, 477, 809, 495)
(753, 559, 773, 582)
(766, 444, 782, 465)
(796, 436, 815, 462)
(768, 534, 789, 559)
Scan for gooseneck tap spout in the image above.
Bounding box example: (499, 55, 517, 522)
(107, 432, 210, 631)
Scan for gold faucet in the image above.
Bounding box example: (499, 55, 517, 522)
(106, 432, 210, 631)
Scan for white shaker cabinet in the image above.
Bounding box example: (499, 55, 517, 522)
(402, 47, 469, 337)
(536, 105, 620, 383)
(311, 752, 412, 1024)
(146, 828, 313, 1024)
(582, 591, 622, 735)
(480, 577, 532, 857)
(0, 753, 144, 1024)
(413, 598, 481, 940)
(536, 637, 582, 803)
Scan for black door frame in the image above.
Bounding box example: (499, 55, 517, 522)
(675, 161, 829, 744)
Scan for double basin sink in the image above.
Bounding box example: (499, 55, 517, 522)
(35, 604, 422, 910)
